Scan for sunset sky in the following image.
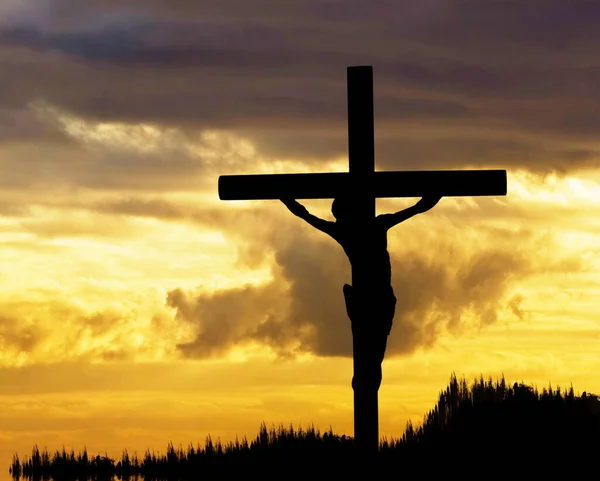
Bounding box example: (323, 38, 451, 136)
(2, 0, 600, 475)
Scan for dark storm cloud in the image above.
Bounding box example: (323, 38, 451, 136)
(164, 205, 559, 359)
(0, 136, 207, 191)
(0, 109, 256, 192)
(0, 26, 146, 63)
(169, 239, 530, 359)
(2, 0, 600, 174)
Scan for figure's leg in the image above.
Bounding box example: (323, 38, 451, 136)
(384, 288, 397, 337)
(343, 283, 354, 321)
(345, 283, 360, 389)
(373, 287, 397, 389)
(352, 333, 384, 391)
(349, 285, 397, 391)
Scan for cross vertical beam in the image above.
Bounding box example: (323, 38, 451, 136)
(347, 65, 375, 216)
(347, 66, 378, 453)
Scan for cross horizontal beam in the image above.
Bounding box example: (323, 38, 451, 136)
(218, 170, 507, 200)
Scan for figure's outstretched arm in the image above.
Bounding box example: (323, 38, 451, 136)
(281, 199, 337, 238)
(378, 196, 442, 231)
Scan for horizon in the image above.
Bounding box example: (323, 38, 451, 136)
(2, 1, 600, 479)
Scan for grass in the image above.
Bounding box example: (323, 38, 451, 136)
(9, 372, 600, 480)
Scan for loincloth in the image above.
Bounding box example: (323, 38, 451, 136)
(343, 283, 396, 336)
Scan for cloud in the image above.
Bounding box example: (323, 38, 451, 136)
(2, 1, 600, 367)
(0, 105, 263, 193)
(2, 0, 600, 177)
(165, 202, 557, 359)
(4, 169, 585, 363)
(170, 281, 299, 359)
(0, 174, 594, 365)
(0, 293, 191, 366)
(158, 169, 600, 361)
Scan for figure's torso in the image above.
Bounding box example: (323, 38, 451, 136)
(334, 218, 391, 287)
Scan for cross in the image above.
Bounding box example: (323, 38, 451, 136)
(218, 66, 507, 452)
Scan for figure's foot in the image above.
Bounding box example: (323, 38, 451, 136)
(351, 365, 383, 392)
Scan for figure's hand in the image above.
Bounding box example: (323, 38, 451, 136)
(415, 196, 442, 213)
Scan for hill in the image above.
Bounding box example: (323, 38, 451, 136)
(10, 373, 600, 480)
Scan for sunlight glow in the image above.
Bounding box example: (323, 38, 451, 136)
(2, 100, 600, 480)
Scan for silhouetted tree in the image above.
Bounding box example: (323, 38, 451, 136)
(10, 374, 600, 480)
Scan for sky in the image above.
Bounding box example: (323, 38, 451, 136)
(2, 0, 600, 475)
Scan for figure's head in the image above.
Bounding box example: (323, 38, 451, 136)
(331, 195, 356, 222)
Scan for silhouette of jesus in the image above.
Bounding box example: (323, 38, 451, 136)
(281, 195, 441, 390)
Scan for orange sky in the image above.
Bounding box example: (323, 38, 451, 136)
(1, 121, 600, 474)
(3, 1, 600, 479)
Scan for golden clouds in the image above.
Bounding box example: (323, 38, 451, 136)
(0, 105, 600, 480)
(1, 106, 600, 369)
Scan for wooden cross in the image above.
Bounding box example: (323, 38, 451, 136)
(218, 66, 507, 452)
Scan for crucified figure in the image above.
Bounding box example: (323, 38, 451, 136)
(280, 195, 441, 390)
